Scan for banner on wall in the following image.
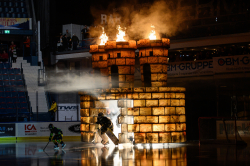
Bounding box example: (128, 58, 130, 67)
(213, 55, 250, 73)
(0, 123, 15, 137)
(167, 60, 214, 77)
(216, 120, 250, 140)
(56, 103, 80, 121)
(0, 18, 31, 30)
(16, 122, 81, 137)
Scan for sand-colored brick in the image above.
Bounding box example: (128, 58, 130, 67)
(81, 117, 91, 124)
(140, 107, 152, 115)
(180, 115, 186, 122)
(119, 75, 126, 82)
(180, 99, 185, 106)
(118, 66, 131, 75)
(89, 108, 98, 116)
(176, 93, 185, 99)
(159, 116, 170, 123)
(170, 115, 180, 123)
(146, 87, 159, 92)
(148, 57, 158, 63)
(94, 101, 108, 108)
(152, 93, 165, 99)
(151, 74, 158, 81)
(133, 100, 146, 107)
(146, 133, 158, 143)
(106, 94, 116, 100)
(157, 74, 167, 81)
(139, 57, 148, 64)
(80, 101, 93, 108)
(126, 58, 135, 65)
(158, 57, 168, 64)
(80, 109, 89, 117)
(140, 124, 152, 132)
(159, 87, 171, 92)
(153, 124, 164, 132)
(151, 82, 163, 87)
(171, 99, 180, 106)
(121, 124, 128, 132)
(165, 124, 176, 131)
(146, 100, 158, 107)
(165, 107, 175, 114)
(152, 107, 165, 115)
(134, 116, 147, 123)
(97, 94, 106, 100)
(128, 124, 140, 132)
(150, 64, 162, 73)
(116, 58, 126, 65)
(127, 108, 139, 116)
(134, 133, 146, 143)
(89, 124, 96, 132)
(159, 133, 171, 143)
(146, 116, 158, 123)
(139, 93, 151, 99)
(159, 99, 171, 106)
(176, 123, 186, 131)
(125, 75, 134, 82)
(171, 132, 182, 143)
(176, 107, 185, 114)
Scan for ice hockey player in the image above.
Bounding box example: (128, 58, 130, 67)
(95, 112, 113, 144)
(48, 124, 66, 149)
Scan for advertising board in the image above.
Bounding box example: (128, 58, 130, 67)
(56, 103, 80, 121)
(16, 122, 81, 137)
(216, 120, 250, 141)
(167, 60, 214, 77)
(213, 55, 250, 73)
(0, 123, 15, 137)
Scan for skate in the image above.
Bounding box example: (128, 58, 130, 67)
(62, 143, 66, 149)
(54, 145, 59, 150)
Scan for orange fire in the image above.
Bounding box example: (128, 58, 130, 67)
(149, 24, 156, 40)
(116, 25, 126, 42)
(99, 27, 108, 45)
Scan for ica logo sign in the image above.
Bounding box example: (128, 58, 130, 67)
(25, 124, 37, 133)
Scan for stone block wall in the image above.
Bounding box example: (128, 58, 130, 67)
(137, 38, 170, 87)
(79, 87, 186, 144)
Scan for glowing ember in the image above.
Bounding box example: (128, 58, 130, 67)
(99, 27, 108, 45)
(149, 24, 156, 40)
(116, 25, 126, 42)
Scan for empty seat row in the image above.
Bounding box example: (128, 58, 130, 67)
(0, 74, 22, 80)
(0, 80, 23, 86)
(0, 102, 28, 109)
(0, 7, 26, 13)
(0, 13, 27, 18)
(0, 91, 26, 97)
(0, 97, 26, 103)
(0, 63, 11, 69)
(0, 86, 25, 92)
(0, 68, 21, 74)
(0, 1, 25, 7)
(0, 108, 29, 114)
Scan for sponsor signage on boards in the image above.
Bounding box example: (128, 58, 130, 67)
(0, 124, 15, 137)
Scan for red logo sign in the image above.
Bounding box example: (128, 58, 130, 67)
(25, 124, 37, 133)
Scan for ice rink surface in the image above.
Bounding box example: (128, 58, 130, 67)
(0, 141, 250, 166)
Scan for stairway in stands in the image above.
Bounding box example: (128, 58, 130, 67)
(12, 57, 48, 113)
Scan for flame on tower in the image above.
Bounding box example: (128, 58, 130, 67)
(149, 24, 156, 40)
(116, 25, 126, 42)
(99, 27, 108, 45)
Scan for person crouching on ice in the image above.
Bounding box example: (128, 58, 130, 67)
(96, 113, 113, 145)
(48, 124, 66, 149)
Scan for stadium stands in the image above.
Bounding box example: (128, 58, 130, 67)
(0, 0, 28, 18)
(0, 62, 31, 122)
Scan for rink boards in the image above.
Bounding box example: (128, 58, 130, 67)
(0, 122, 81, 140)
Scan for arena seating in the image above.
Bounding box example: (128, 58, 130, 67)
(0, 62, 30, 122)
(0, 0, 28, 18)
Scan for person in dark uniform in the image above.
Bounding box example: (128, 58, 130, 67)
(96, 112, 113, 135)
(48, 124, 66, 149)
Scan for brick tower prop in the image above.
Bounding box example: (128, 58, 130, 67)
(80, 38, 186, 144)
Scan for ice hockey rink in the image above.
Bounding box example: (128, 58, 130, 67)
(0, 141, 250, 166)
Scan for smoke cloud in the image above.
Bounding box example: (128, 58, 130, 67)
(46, 71, 109, 97)
(90, 0, 185, 40)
